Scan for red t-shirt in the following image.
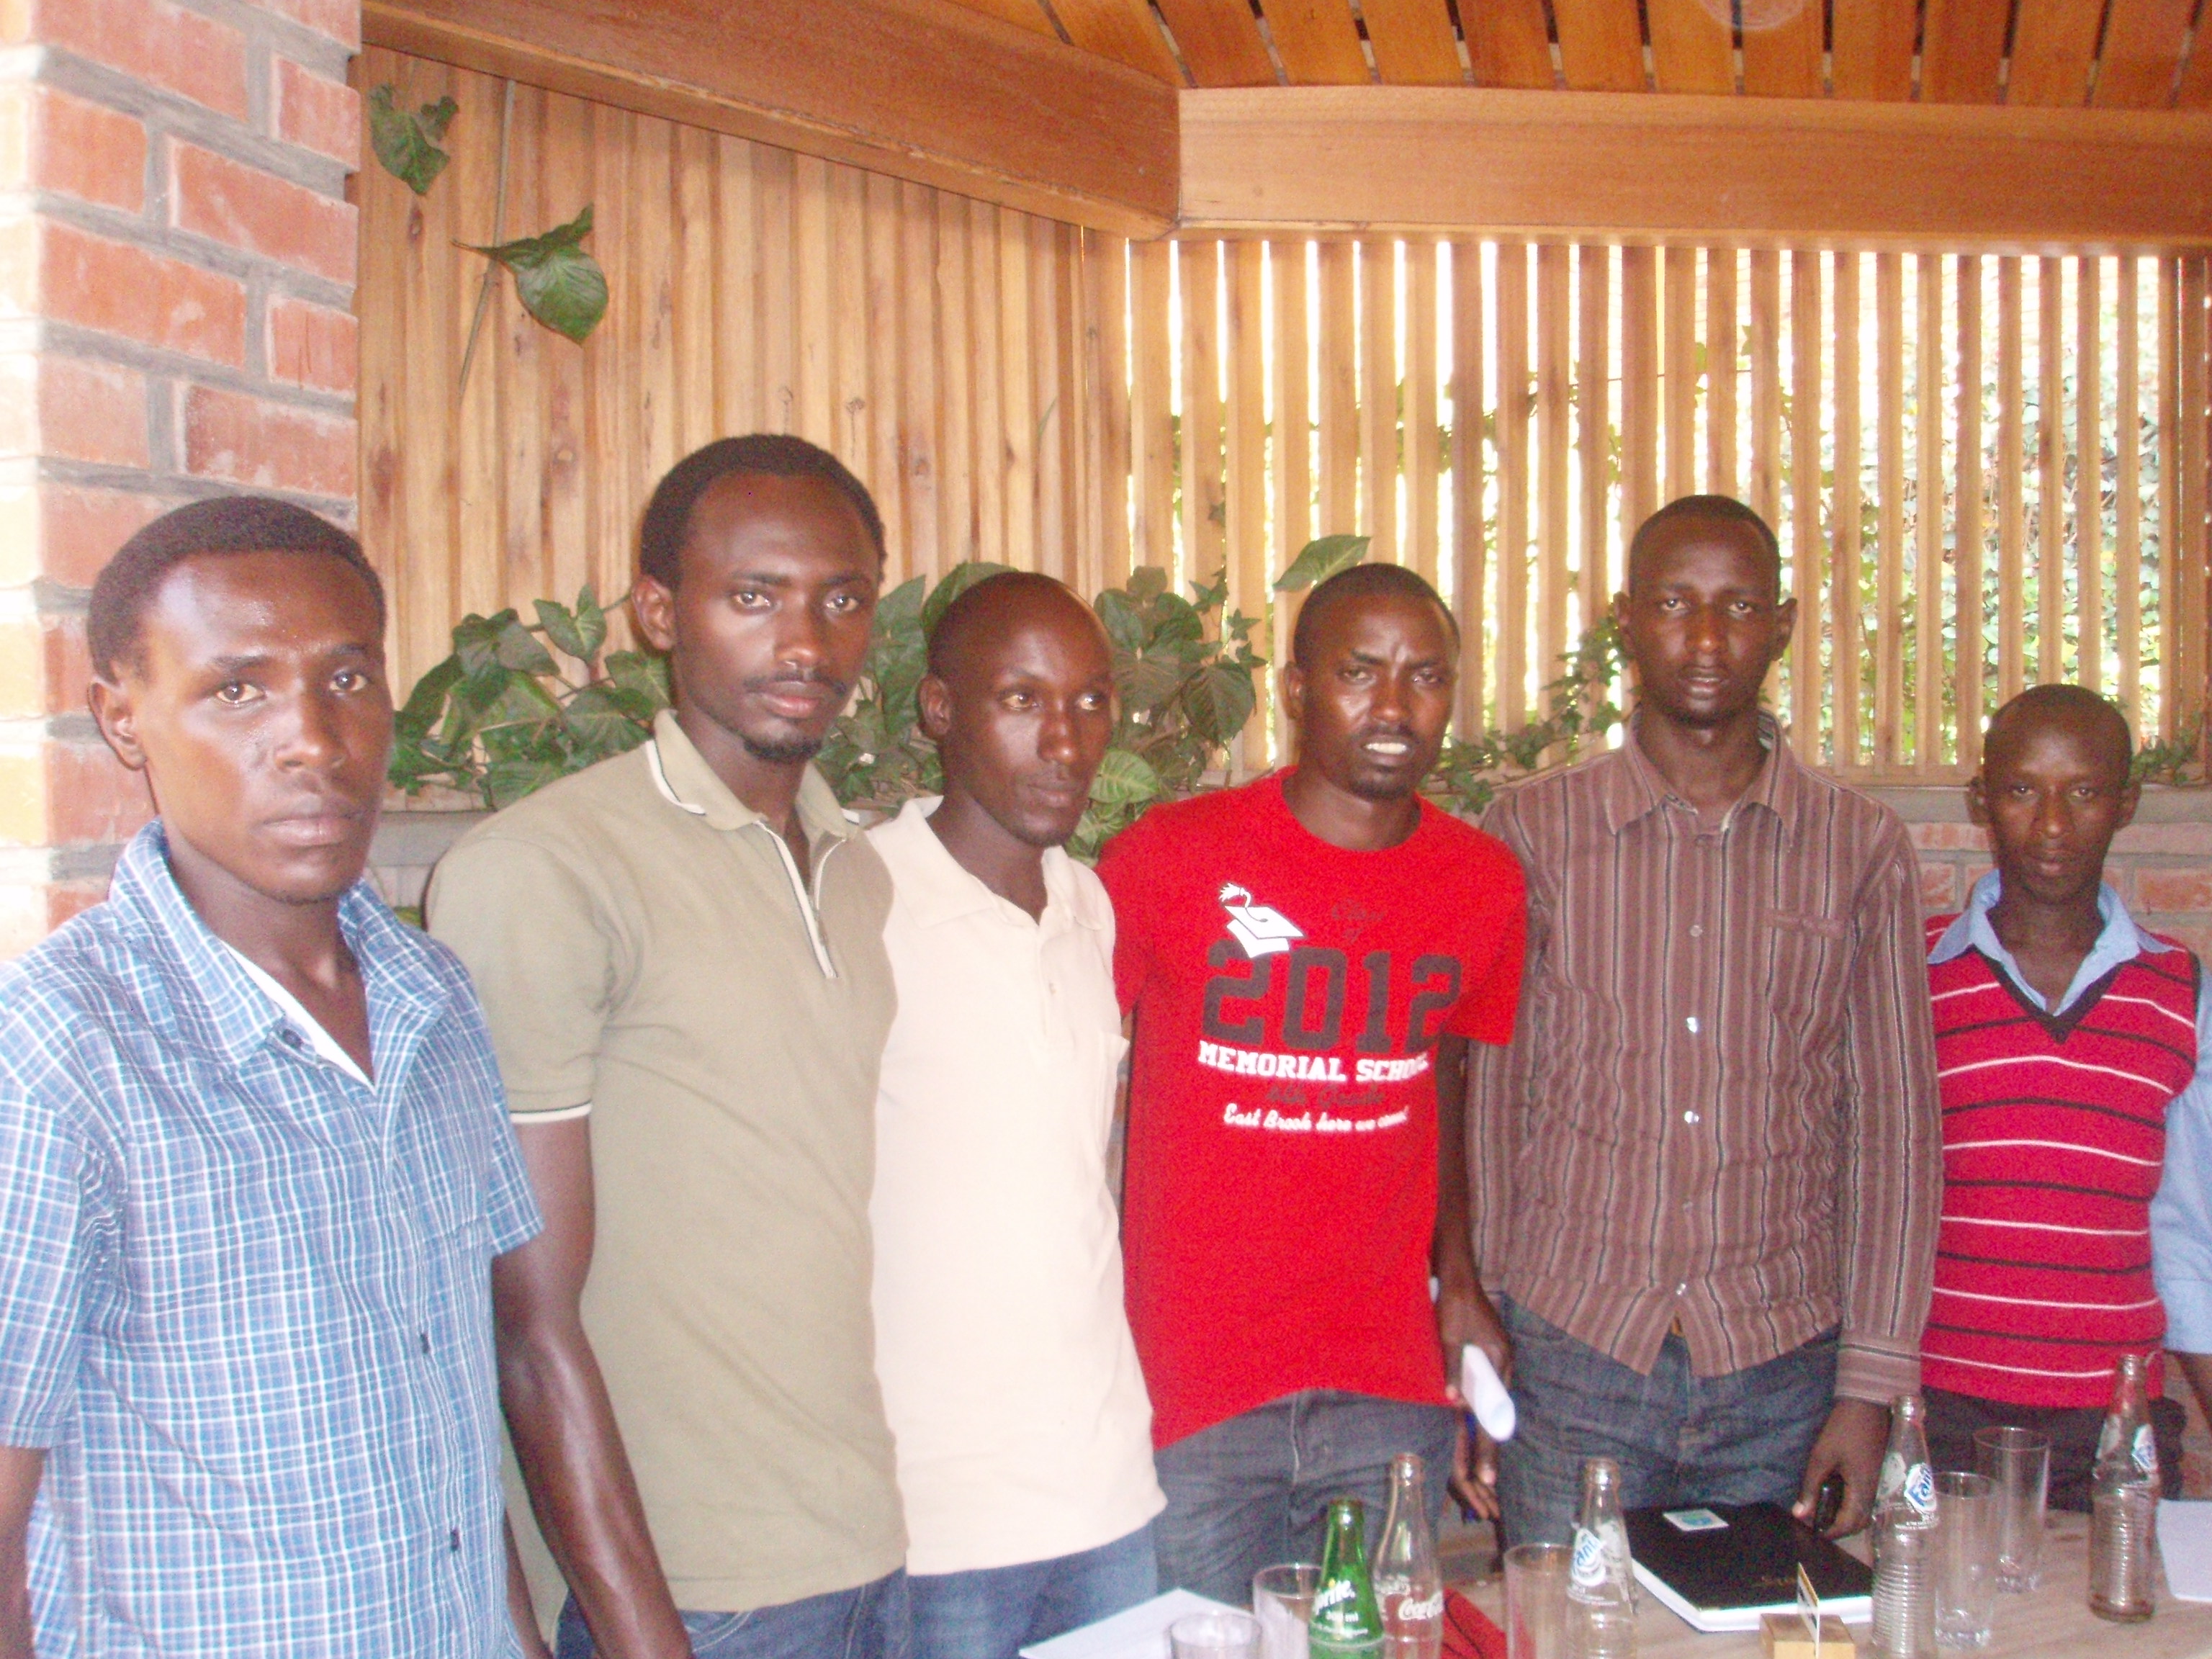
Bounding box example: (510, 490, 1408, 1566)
(1097, 773, 1527, 1448)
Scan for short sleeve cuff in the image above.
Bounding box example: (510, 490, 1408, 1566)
(1835, 1337, 1922, 1406)
(510, 1101, 592, 1125)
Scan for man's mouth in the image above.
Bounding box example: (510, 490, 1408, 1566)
(264, 804, 365, 848)
(749, 676, 845, 720)
(1359, 734, 1417, 760)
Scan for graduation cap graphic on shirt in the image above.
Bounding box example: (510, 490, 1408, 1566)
(1218, 884, 1305, 959)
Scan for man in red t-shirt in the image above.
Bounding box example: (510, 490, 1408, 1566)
(1097, 564, 1526, 1603)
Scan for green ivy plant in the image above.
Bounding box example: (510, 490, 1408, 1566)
(366, 86, 457, 196)
(387, 585, 670, 807)
(386, 547, 1629, 845)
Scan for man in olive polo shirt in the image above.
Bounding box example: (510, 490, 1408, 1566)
(428, 436, 905, 1659)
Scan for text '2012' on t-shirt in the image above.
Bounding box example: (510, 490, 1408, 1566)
(1097, 773, 1527, 1448)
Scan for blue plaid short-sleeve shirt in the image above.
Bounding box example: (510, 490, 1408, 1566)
(0, 823, 542, 1657)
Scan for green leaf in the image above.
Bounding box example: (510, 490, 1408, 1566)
(605, 650, 671, 711)
(920, 559, 1015, 636)
(1095, 590, 1147, 657)
(367, 85, 457, 196)
(1123, 565, 1168, 603)
(464, 206, 608, 344)
(484, 757, 564, 809)
(493, 613, 558, 675)
(451, 611, 508, 677)
(534, 599, 590, 662)
(394, 656, 461, 744)
(1088, 747, 1161, 806)
(573, 583, 608, 659)
(1274, 533, 1370, 592)
(563, 683, 654, 757)
(1183, 662, 1258, 746)
(1117, 651, 1187, 714)
(1148, 592, 1205, 647)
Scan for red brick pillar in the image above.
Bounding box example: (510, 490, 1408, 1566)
(0, 0, 361, 955)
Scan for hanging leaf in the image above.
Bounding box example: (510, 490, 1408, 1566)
(534, 598, 590, 664)
(493, 613, 558, 675)
(1274, 533, 1370, 592)
(367, 85, 457, 197)
(572, 583, 608, 660)
(604, 650, 671, 710)
(1088, 748, 1161, 806)
(463, 206, 608, 344)
(1183, 662, 1258, 746)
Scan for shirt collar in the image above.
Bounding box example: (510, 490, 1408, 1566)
(646, 709, 861, 845)
(1601, 709, 1803, 845)
(104, 820, 452, 1078)
(878, 796, 1104, 935)
(1928, 869, 2145, 1015)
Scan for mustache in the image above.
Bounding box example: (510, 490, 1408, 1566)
(742, 667, 851, 699)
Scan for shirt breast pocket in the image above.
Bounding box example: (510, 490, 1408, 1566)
(1761, 908, 1853, 1044)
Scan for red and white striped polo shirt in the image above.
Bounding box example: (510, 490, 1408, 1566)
(1923, 900, 2201, 1408)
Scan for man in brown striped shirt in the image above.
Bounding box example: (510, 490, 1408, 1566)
(1467, 495, 1941, 1547)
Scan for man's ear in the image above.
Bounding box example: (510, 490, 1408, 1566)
(1965, 772, 1990, 827)
(1280, 660, 1305, 730)
(917, 673, 953, 742)
(631, 574, 678, 655)
(87, 677, 149, 774)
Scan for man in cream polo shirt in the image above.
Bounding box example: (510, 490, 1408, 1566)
(871, 572, 1163, 1659)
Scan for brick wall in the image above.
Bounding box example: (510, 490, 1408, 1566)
(0, 0, 360, 956)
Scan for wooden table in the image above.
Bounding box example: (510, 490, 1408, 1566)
(1454, 1512, 2212, 1657)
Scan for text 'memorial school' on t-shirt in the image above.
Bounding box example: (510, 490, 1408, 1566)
(1097, 771, 1527, 1448)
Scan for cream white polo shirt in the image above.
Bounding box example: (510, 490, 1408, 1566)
(868, 799, 1164, 1576)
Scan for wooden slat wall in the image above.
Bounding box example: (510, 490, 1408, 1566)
(362, 48, 2212, 778)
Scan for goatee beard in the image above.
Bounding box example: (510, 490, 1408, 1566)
(741, 733, 824, 764)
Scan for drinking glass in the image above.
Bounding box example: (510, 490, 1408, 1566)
(1933, 1470, 1997, 1649)
(1252, 1563, 1318, 1659)
(1503, 1541, 1573, 1659)
(1170, 1610, 1262, 1659)
(1973, 1426, 2051, 1592)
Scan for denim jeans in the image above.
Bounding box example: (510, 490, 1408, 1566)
(1152, 1390, 1458, 1606)
(1495, 1298, 1839, 1549)
(553, 1569, 910, 1659)
(907, 1523, 1156, 1659)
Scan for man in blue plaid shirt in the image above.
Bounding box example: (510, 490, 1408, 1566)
(0, 498, 545, 1657)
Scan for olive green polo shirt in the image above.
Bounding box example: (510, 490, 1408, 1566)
(427, 711, 902, 1612)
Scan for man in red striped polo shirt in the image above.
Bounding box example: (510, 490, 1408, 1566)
(1923, 683, 2212, 1508)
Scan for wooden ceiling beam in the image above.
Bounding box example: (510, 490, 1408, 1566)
(2007, 0, 2105, 106)
(1464, 0, 1556, 88)
(1359, 0, 1468, 85)
(361, 0, 1179, 235)
(1258, 0, 1370, 84)
(1178, 85, 2212, 248)
(2093, 0, 2194, 107)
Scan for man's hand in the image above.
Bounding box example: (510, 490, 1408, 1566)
(1794, 1397, 1890, 1539)
(1439, 1281, 1511, 1521)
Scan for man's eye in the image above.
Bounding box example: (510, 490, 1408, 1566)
(215, 681, 256, 705)
(732, 589, 769, 608)
(333, 669, 368, 692)
(827, 593, 864, 613)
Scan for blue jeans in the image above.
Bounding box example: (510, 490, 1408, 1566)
(1495, 1298, 1839, 1549)
(554, 1569, 910, 1659)
(1153, 1390, 1458, 1606)
(908, 1523, 1157, 1659)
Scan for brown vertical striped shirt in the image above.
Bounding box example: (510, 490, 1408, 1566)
(1469, 717, 1941, 1403)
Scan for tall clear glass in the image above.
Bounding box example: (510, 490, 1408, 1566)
(1932, 1470, 1996, 1649)
(1972, 1426, 2049, 1593)
(1504, 1542, 1570, 1659)
(1254, 1563, 1318, 1659)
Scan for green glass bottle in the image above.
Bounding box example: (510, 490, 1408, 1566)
(1309, 1496, 1386, 1656)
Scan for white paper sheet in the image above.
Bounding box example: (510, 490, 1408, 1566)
(2159, 1499, 2212, 1601)
(1018, 1589, 1246, 1658)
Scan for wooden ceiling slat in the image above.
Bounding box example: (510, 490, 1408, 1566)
(2007, 0, 2105, 104)
(1260, 0, 1370, 82)
(1154, 0, 1280, 84)
(2092, 0, 2193, 106)
(1647, 0, 1735, 92)
(1360, 0, 1467, 84)
(1741, 0, 1827, 96)
(1465, 0, 1556, 86)
(1051, 0, 1187, 81)
(1831, 0, 1919, 99)
(1920, 0, 2014, 103)
(945, 0, 1056, 34)
(1552, 0, 1648, 90)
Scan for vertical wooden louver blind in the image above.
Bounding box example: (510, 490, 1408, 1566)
(361, 50, 2212, 781)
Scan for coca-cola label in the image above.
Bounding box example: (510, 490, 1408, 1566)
(1570, 1527, 1605, 1588)
(1390, 1591, 1444, 1623)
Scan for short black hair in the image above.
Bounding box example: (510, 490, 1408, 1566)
(1290, 562, 1459, 670)
(1984, 683, 2134, 778)
(638, 434, 886, 588)
(925, 570, 1102, 680)
(88, 496, 382, 680)
(1627, 495, 1783, 597)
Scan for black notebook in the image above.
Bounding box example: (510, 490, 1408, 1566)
(1623, 1501, 1874, 1633)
